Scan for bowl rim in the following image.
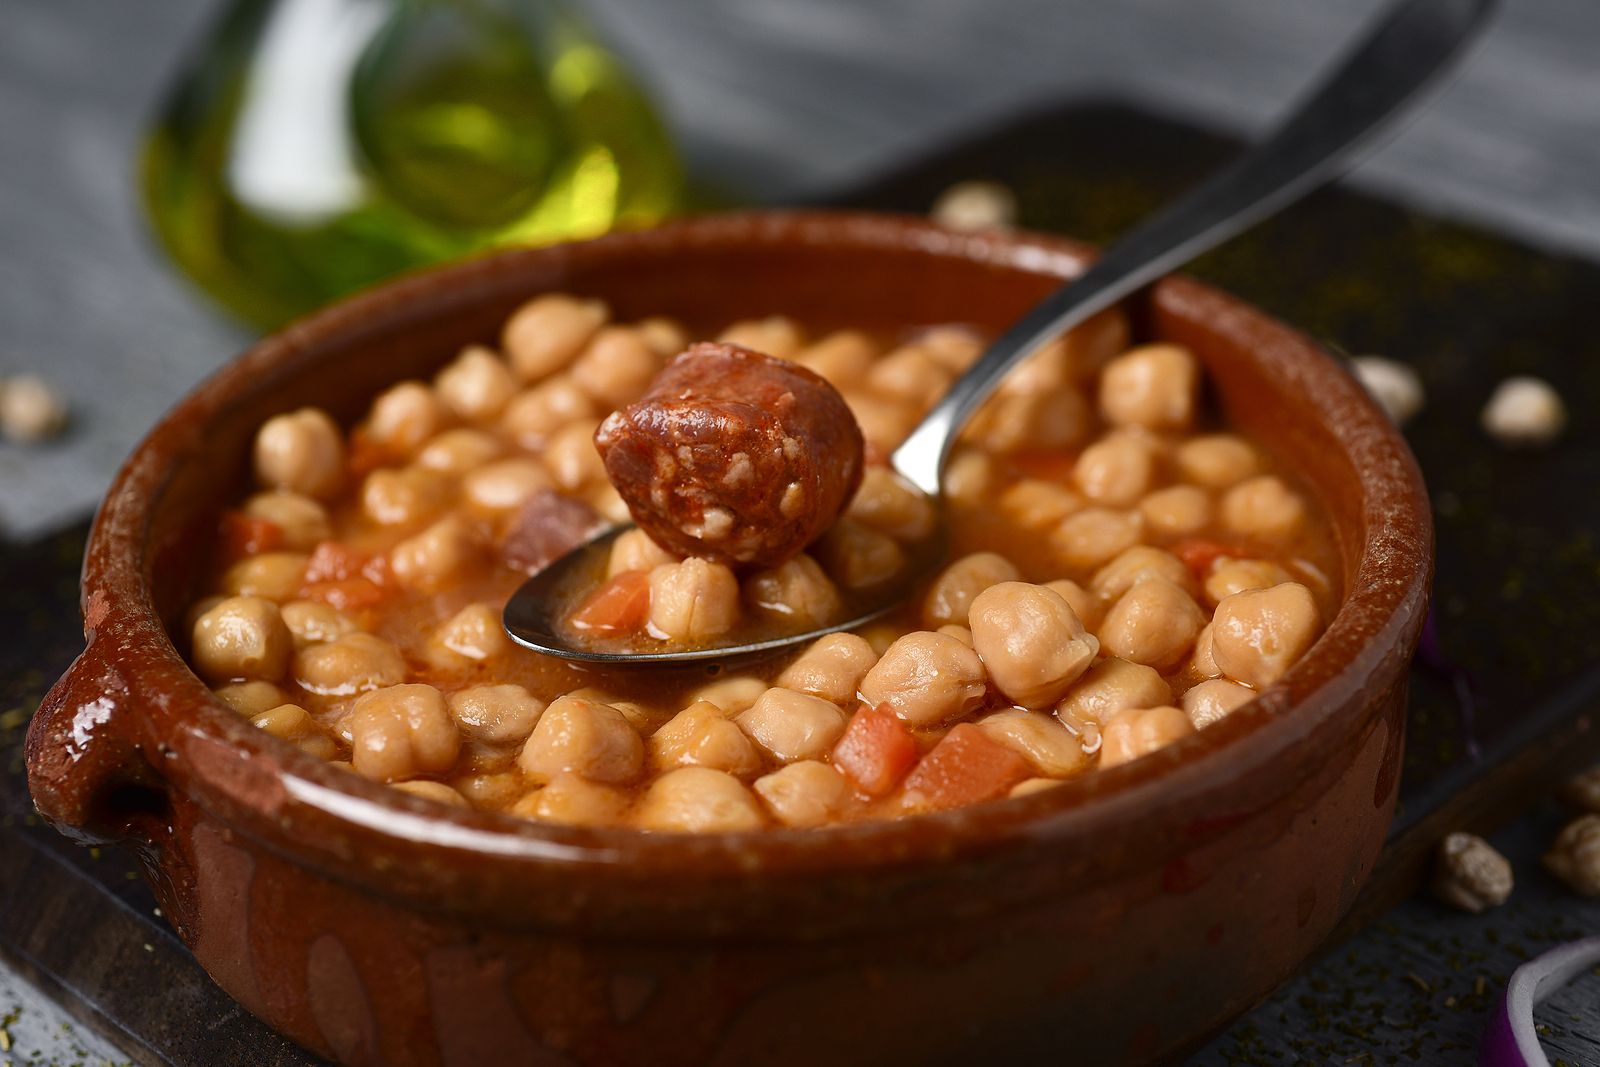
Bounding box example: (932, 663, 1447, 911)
(57, 209, 1432, 893)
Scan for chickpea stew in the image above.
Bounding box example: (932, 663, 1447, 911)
(184, 294, 1337, 832)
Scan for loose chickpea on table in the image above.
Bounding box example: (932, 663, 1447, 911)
(182, 292, 1339, 830)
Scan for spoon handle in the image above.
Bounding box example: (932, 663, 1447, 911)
(892, 0, 1496, 494)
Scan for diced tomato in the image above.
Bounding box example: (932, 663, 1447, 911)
(898, 723, 1030, 812)
(567, 570, 651, 635)
(1009, 449, 1080, 484)
(301, 577, 390, 612)
(832, 704, 921, 797)
(1171, 538, 1244, 581)
(347, 432, 401, 479)
(304, 541, 372, 584)
(219, 511, 283, 560)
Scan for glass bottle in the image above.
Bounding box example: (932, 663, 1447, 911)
(142, 0, 683, 328)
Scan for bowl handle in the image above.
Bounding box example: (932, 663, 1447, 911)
(25, 650, 169, 848)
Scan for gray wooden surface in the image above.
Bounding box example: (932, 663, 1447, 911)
(3, 1, 1599, 1064)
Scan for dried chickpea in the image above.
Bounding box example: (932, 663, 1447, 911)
(922, 551, 1021, 628)
(502, 294, 608, 382)
(846, 467, 936, 541)
(1074, 433, 1158, 506)
(635, 317, 688, 358)
(866, 345, 952, 411)
(390, 514, 481, 592)
(416, 428, 503, 474)
(1097, 576, 1206, 670)
(999, 480, 1083, 531)
(608, 528, 678, 577)
(777, 633, 878, 705)
(647, 558, 739, 642)
(737, 688, 849, 762)
(753, 761, 851, 828)
(461, 458, 551, 515)
(1051, 507, 1143, 571)
(365, 381, 446, 454)
(570, 326, 663, 409)
(513, 773, 629, 826)
(977, 709, 1090, 777)
(347, 683, 460, 781)
(794, 330, 876, 388)
(293, 632, 406, 697)
(813, 519, 906, 590)
(634, 767, 766, 832)
(1204, 558, 1294, 607)
(1543, 815, 1600, 896)
(251, 703, 340, 760)
(688, 675, 768, 716)
(1138, 485, 1212, 538)
(650, 700, 762, 775)
(221, 551, 309, 601)
(969, 582, 1097, 708)
(543, 417, 606, 491)
(1482, 376, 1566, 447)
(1055, 657, 1172, 727)
(391, 780, 468, 807)
(859, 631, 987, 727)
(1220, 476, 1307, 542)
(254, 407, 344, 499)
(1182, 679, 1256, 729)
(1090, 545, 1192, 602)
(1211, 582, 1321, 689)
(1175, 434, 1259, 489)
(243, 491, 331, 550)
(517, 694, 643, 784)
(500, 375, 597, 446)
(360, 465, 454, 527)
(1099, 705, 1195, 768)
(435, 345, 516, 422)
(191, 596, 293, 682)
(1098, 344, 1198, 431)
(430, 602, 511, 662)
(280, 599, 357, 647)
(717, 316, 804, 358)
(1559, 766, 1600, 814)
(1431, 833, 1513, 913)
(743, 555, 841, 627)
(213, 680, 289, 716)
(449, 684, 545, 746)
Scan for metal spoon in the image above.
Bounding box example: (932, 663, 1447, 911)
(504, 0, 1494, 667)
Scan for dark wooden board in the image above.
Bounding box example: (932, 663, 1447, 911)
(4, 101, 1599, 1065)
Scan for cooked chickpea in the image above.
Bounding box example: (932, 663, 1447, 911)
(859, 631, 987, 727)
(360, 466, 454, 527)
(1139, 485, 1212, 538)
(243, 491, 331, 550)
(1189, 621, 1222, 679)
(347, 683, 460, 781)
(647, 558, 739, 642)
(1183, 679, 1257, 729)
(1051, 507, 1143, 570)
(416, 428, 503, 474)
(743, 555, 841, 627)
(517, 694, 643, 784)
(753, 761, 850, 828)
(1099, 705, 1195, 768)
(293, 632, 406, 697)
(650, 700, 761, 775)
(251, 703, 340, 760)
(1097, 576, 1206, 670)
(922, 551, 1021, 628)
(431, 602, 511, 662)
(585, 482, 632, 524)
(512, 773, 629, 826)
(814, 519, 906, 590)
(449, 684, 546, 745)
(776, 633, 878, 705)
(389, 515, 481, 592)
(1175, 434, 1258, 489)
(943, 446, 995, 507)
(688, 675, 768, 716)
(221, 551, 309, 601)
(500, 375, 598, 446)
(999, 480, 1083, 531)
(635, 316, 688, 358)
(1098, 344, 1198, 430)
(461, 458, 551, 515)
(794, 330, 876, 388)
(866, 345, 952, 411)
(635, 766, 765, 832)
(191, 596, 293, 682)
(365, 381, 447, 454)
(502, 294, 608, 382)
(977, 709, 1090, 777)
(213, 680, 289, 715)
(454, 771, 527, 811)
(915, 326, 984, 373)
(1211, 582, 1321, 688)
(569, 326, 663, 409)
(718, 316, 804, 359)
(254, 407, 345, 499)
(1055, 657, 1172, 726)
(1204, 558, 1294, 607)
(607, 528, 677, 578)
(1010, 777, 1065, 798)
(543, 418, 607, 491)
(937, 624, 974, 646)
(842, 392, 918, 453)
(737, 688, 849, 762)
(391, 780, 468, 807)
(969, 583, 1097, 708)
(966, 388, 1091, 453)
(1074, 433, 1158, 506)
(1221, 476, 1307, 542)
(280, 599, 357, 647)
(1042, 578, 1102, 631)
(435, 345, 516, 423)
(1089, 545, 1192, 602)
(846, 467, 935, 541)
(565, 687, 666, 735)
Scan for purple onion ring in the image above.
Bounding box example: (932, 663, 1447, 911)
(1481, 936, 1600, 1066)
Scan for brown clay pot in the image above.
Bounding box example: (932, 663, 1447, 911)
(25, 212, 1432, 1066)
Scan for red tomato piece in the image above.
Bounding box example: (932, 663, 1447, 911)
(899, 723, 1030, 812)
(832, 704, 920, 797)
(301, 578, 389, 612)
(219, 511, 283, 560)
(1171, 538, 1245, 581)
(567, 570, 651, 635)
(304, 541, 371, 584)
(346, 432, 401, 479)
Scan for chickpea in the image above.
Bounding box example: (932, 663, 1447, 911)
(1221, 476, 1308, 542)
(1010, 777, 1065, 798)
(512, 773, 629, 827)
(1099, 705, 1195, 768)
(969, 582, 1098, 708)
(213, 680, 289, 716)
(650, 700, 761, 775)
(347, 683, 460, 782)
(391, 780, 468, 807)
(1211, 582, 1321, 688)
(449, 684, 546, 746)
(794, 330, 876, 388)
(543, 418, 607, 491)
(776, 633, 878, 705)
(944, 446, 995, 508)
(567, 326, 663, 409)
(191, 596, 293, 682)
(976, 709, 1090, 777)
(965, 388, 1091, 453)
(635, 316, 689, 358)
(243, 491, 331, 550)
(254, 407, 345, 499)
(635, 766, 766, 833)
(814, 519, 906, 590)
(999, 480, 1083, 532)
(1204, 558, 1294, 607)
(1183, 679, 1256, 729)
(859, 631, 987, 727)
(360, 466, 454, 527)
(416, 428, 504, 474)
(565, 687, 667, 736)
(1189, 621, 1222, 680)
(846, 467, 936, 542)
(454, 771, 525, 810)
(1089, 545, 1192, 602)
(1097, 576, 1206, 671)
(251, 703, 340, 761)
(389, 514, 481, 592)
(502, 294, 608, 382)
(647, 557, 739, 642)
(366, 381, 447, 455)
(753, 761, 850, 828)
(1097, 344, 1198, 431)
(461, 458, 552, 515)
(737, 688, 849, 762)
(915, 325, 985, 373)
(280, 599, 357, 647)
(1542, 815, 1600, 896)
(1055, 657, 1172, 727)
(585, 482, 632, 524)
(293, 632, 407, 697)
(1175, 434, 1259, 490)
(221, 551, 309, 601)
(435, 345, 516, 423)
(1051, 507, 1143, 571)
(607, 528, 677, 578)
(717, 316, 804, 359)
(842, 391, 918, 453)
(1042, 578, 1102, 631)
(866, 345, 953, 411)
(1431, 832, 1513, 913)
(743, 555, 841, 627)
(431, 602, 511, 662)
(922, 552, 1021, 628)
(1139, 485, 1212, 538)
(996, 336, 1073, 398)
(518, 694, 643, 784)
(937, 624, 974, 646)
(1074, 433, 1158, 506)
(500, 375, 598, 447)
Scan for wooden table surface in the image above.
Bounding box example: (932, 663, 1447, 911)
(2, 0, 1598, 1063)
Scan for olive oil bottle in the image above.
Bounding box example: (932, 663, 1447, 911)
(142, 0, 683, 328)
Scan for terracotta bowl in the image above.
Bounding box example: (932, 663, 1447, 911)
(26, 211, 1431, 1066)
